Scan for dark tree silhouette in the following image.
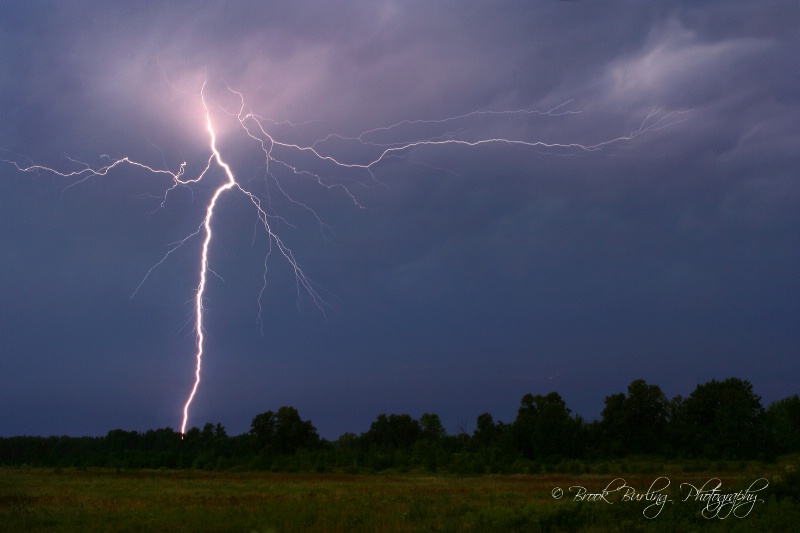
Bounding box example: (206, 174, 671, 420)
(250, 406, 320, 454)
(364, 414, 421, 449)
(513, 392, 582, 460)
(1, 377, 796, 471)
(601, 379, 668, 455)
(673, 378, 767, 458)
(767, 394, 800, 454)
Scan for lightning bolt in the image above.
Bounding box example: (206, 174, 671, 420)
(181, 80, 236, 435)
(2, 73, 687, 434)
(180, 79, 329, 435)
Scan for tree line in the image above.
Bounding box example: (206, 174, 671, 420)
(2, 377, 799, 473)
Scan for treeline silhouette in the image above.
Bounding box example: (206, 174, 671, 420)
(3, 378, 799, 473)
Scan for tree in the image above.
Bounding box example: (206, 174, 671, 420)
(513, 392, 582, 460)
(674, 378, 767, 458)
(273, 406, 320, 454)
(473, 412, 498, 449)
(419, 413, 447, 441)
(250, 411, 277, 448)
(600, 380, 668, 455)
(249, 406, 320, 454)
(364, 414, 421, 449)
(767, 395, 800, 454)
(105, 429, 141, 452)
(600, 393, 627, 455)
(625, 379, 668, 448)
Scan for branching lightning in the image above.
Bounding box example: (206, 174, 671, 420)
(2, 73, 687, 434)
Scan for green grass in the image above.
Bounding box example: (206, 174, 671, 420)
(1, 461, 798, 532)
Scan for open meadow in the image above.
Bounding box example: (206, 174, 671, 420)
(2, 460, 799, 532)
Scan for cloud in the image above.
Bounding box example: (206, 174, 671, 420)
(602, 20, 771, 112)
(1, 1, 798, 437)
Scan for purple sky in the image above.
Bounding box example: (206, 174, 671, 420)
(1, 1, 798, 439)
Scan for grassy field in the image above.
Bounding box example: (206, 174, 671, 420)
(1, 461, 798, 532)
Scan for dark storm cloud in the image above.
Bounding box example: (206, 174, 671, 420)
(1, 1, 798, 437)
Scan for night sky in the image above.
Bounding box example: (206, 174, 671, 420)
(1, 1, 798, 439)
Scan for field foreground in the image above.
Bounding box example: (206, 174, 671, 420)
(1, 464, 798, 532)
